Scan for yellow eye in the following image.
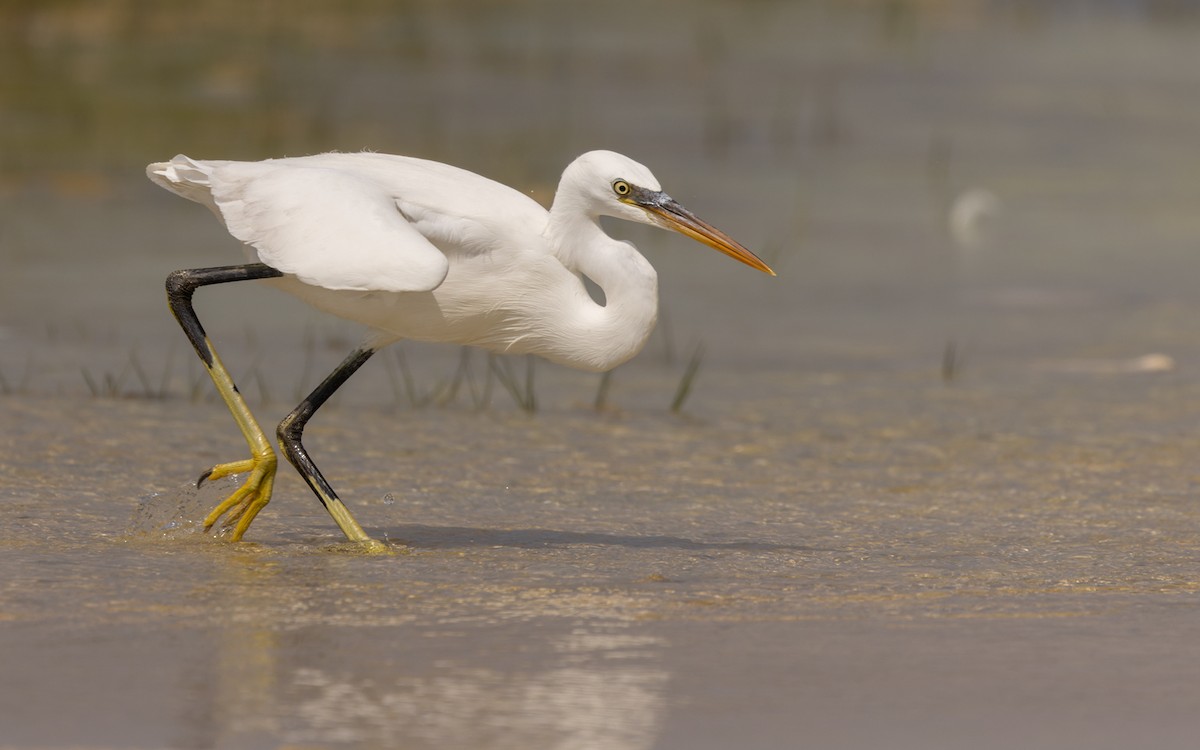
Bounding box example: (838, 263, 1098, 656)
(612, 180, 631, 197)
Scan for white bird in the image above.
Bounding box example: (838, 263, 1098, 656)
(147, 150, 774, 548)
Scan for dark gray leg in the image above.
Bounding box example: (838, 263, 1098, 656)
(164, 263, 285, 540)
(278, 346, 381, 544)
(166, 264, 284, 366)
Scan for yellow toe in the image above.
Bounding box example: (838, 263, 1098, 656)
(201, 452, 278, 540)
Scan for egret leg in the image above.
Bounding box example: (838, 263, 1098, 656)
(166, 264, 283, 540)
(278, 346, 388, 550)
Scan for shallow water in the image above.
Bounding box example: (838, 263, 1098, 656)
(5, 2, 1200, 748)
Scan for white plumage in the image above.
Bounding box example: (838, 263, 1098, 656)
(148, 150, 772, 372)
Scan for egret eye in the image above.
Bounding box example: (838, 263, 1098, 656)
(612, 180, 631, 197)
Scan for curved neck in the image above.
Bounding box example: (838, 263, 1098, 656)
(546, 202, 659, 371)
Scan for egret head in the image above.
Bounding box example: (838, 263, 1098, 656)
(564, 150, 775, 276)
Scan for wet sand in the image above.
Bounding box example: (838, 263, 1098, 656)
(5, 2, 1200, 748)
(5, 363, 1200, 748)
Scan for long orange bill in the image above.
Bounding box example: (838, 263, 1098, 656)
(630, 187, 776, 276)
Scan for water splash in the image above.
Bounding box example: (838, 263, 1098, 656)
(128, 474, 243, 539)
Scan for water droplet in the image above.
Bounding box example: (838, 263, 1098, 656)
(382, 492, 396, 505)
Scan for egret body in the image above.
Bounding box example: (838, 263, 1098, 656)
(148, 150, 774, 547)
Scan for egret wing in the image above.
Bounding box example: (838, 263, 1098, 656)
(209, 163, 450, 293)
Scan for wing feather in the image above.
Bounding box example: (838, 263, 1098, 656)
(208, 162, 449, 293)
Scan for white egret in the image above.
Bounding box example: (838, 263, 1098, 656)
(147, 150, 774, 548)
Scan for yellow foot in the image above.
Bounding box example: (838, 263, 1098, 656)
(355, 538, 395, 555)
(198, 452, 278, 541)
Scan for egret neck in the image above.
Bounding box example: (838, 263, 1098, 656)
(546, 196, 659, 372)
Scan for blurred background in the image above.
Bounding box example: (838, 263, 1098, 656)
(2, 0, 1200, 404)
